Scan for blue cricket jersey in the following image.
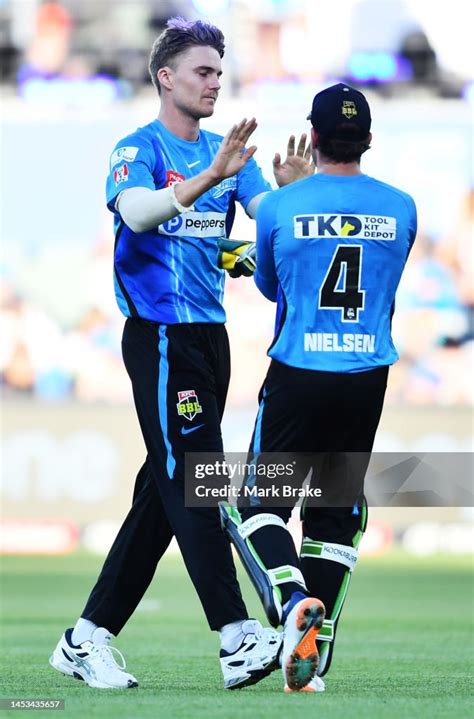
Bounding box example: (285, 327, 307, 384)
(106, 119, 271, 324)
(255, 173, 417, 372)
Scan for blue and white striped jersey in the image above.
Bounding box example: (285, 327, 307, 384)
(255, 173, 417, 372)
(106, 119, 271, 324)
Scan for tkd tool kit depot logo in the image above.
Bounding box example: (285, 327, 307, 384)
(177, 390, 203, 421)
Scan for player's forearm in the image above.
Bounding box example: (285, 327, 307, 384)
(117, 186, 189, 233)
(117, 168, 223, 233)
(173, 167, 223, 208)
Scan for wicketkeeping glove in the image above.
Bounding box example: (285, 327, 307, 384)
(217, 238, 257, 278)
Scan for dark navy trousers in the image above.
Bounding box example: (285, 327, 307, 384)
(82, 319, 248, 633)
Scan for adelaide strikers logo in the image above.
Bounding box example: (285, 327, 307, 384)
(176, 390, 203, 421)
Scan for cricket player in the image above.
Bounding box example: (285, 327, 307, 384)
(50, 17, 313, 690)
(221, 83, 417, 692)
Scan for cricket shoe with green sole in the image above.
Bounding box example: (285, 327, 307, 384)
(282, 593, 325, 690)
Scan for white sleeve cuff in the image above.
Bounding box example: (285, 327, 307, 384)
(246, 191, 270, 219)
(116, 186, 193, 234)
(169, 183, 195, 214)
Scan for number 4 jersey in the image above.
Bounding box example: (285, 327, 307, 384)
(255, 173, 417, 372)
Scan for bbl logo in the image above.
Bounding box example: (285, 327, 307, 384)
(177, 390, 203, 421)
(341, 101, 357, 119)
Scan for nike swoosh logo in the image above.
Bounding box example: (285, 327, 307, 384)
(181, 423, 205, 435)
(187, 160, 201, 168)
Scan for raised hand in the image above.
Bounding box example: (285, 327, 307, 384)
(209, 118, 258, 182)
(273, 133, 315, 187)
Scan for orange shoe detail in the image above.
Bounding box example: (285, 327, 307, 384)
(285, 597, 325, 690)
(293, 598, 325, 659)
(284, 684, 316, 693)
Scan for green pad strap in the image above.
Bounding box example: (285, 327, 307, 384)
(300, 539, 358, 572)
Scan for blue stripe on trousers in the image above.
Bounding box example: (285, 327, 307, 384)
(251, 387, 266, 454)
(158, 326, 176, 479)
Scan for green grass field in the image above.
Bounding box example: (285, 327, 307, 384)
(1, 551, 473, 719)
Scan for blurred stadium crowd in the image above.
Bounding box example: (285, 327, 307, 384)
(1, 0, 468, 97)
(1, 0, 472, 408)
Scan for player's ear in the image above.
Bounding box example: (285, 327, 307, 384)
(311, 127, 319, 148)
(366, 132, 373, 145)
(157, 66, 174, 92)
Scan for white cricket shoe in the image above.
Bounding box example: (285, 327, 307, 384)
(282, 595, 325, 691)
(49, 627, 138, 689)
(284, 675, 326, 693)
(220, 619, 281, 689)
